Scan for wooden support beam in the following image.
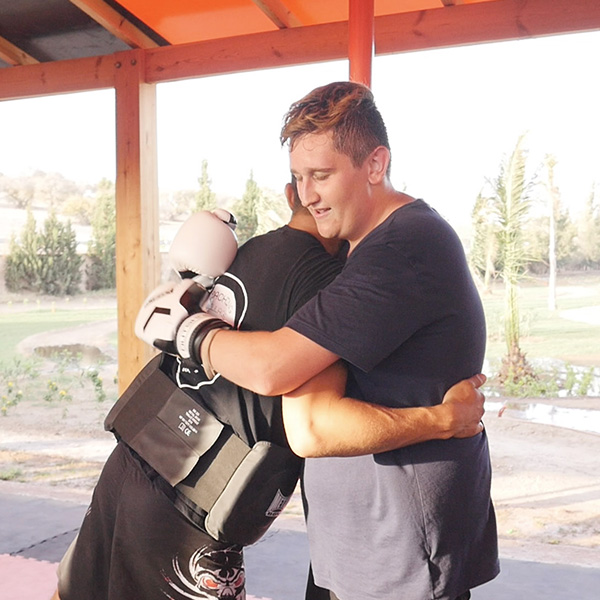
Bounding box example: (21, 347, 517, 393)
(349, 0, 374, 86)
(0, 54, 116, 101)
(113, 50, 160, 391)
(376, 0, 600, 56)
(144, 22, 349, 83)
(2, 0, 599, 99)
(144, 0, 600, 84)
(69, 0, 160, 48)
(0, 35, 39, 66)
(251, 0, 303, 28)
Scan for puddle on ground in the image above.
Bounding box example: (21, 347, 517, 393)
(487, 401, 600, 435)
(34, 344, 113, 365)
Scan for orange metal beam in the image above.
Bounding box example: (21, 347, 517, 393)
(349, 0, 374, 86)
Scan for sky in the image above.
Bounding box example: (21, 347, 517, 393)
(0, 29, 599, 230)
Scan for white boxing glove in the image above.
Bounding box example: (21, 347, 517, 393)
(135, 279, 209, 354)
(169, 209, 238, 289)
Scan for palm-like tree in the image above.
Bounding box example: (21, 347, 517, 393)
(489, 134, 536, 384)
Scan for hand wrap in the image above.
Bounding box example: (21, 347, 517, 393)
(176, 312, 230, 377)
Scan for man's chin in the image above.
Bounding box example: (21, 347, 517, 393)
(316, 225, 335, 239)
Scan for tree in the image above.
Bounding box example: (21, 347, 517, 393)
(575, 186, 600, 268)
(0, 175, 35, 209)
(5, 211, 82, 295)
(523, 211, 576, 274)
(469, 192, 497, 293)
(233, 171, 260, 244)
(5, 211, 42, 291)
(86, 179, 116, 290)
(194, 159, 217, 213)
(488, 134, 536, 385)
(38, 212, 82, 295)
(34, 171, 80, 209)
(544, 155, 559, 310)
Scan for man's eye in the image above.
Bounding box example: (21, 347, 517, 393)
(314, 173, 329, 181)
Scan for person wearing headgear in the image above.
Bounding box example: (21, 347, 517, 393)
(137, 81, 499, 600)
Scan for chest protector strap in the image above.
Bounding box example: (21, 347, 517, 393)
(104, 355, 301, 546)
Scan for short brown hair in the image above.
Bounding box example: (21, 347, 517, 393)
(280, 81, 390, 171)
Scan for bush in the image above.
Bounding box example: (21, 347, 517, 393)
(5, 210, 82, 295)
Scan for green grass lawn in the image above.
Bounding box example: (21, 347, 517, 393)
(0, 307, 116, 364)
(482, 274, 600, 370)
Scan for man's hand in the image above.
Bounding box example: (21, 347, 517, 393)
(441, 374, 486, 439)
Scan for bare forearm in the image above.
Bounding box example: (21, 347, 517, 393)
(282, 366, 486, 458)
(208, 327, 337, 396)
(283, 393, 457, 458)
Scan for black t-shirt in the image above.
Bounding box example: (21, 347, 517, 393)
(165, 225, 342, 448)
(287, 200, 499, 600)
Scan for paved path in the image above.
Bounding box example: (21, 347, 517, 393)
(1, 482, 599, 600)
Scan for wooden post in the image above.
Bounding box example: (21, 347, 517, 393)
(349, 0, 374, 86)
(114, 50, 160, 392)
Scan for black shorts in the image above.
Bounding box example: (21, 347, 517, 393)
(57, 442, 246, 600)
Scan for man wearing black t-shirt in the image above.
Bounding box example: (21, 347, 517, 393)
(54, 183, 486, 600)
(137, 82, 499, 600)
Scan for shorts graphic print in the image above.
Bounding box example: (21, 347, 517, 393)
(162, 544, 246, 599)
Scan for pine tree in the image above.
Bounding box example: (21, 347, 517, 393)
(86, 179, 116, 290)
(194, 159, 217, 213)
(233, 171, 260, 244)
(4, 211, 82, 295)
(38, 212, 82, 295)
(5, 211, 42, 292)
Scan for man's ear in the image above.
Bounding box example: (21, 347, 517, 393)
(366, 146, 390, 184)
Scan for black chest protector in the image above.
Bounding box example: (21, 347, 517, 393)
(104, 354, 301, 546)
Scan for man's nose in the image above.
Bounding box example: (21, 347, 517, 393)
(299, 180, 317, 207)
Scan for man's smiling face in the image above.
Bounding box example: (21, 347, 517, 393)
(290, 132, 374, 250)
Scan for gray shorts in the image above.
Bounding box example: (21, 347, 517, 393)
(57, 442, 246, 599)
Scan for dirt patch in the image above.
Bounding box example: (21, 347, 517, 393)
(484, 412, 600, 566)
